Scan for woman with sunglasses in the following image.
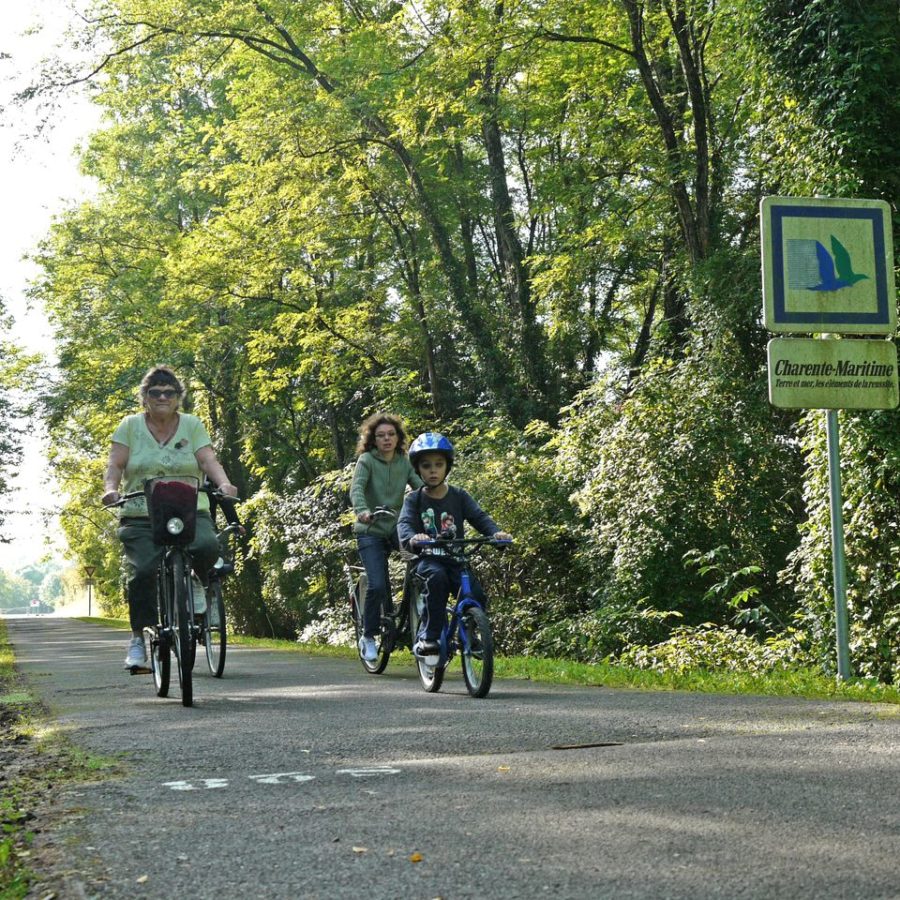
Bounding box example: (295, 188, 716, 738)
(101, 364, 240, 670)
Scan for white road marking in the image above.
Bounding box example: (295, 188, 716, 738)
(163, 779, 229, 791)
(336, 767, 402, 778)
(161, 767, 402, 790)
(250, 772, 316, 785)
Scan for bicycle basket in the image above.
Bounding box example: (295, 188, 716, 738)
(145, 476, 199, 546)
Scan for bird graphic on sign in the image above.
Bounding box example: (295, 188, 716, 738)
(809, 236, 869, 291)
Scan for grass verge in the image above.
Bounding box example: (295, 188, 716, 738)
(79, 616, 900, 705)
(0, 619, 120, 899)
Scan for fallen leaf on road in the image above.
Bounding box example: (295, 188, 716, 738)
(136, 875, 149, 884)
(497, 765, 510, 772)
(409, 852, 423, 863)
(352, 847, 368, 854)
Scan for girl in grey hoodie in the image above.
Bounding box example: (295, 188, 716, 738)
(350, 413, 423, 661)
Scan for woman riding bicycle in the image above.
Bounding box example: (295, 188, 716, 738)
(101, 365, 240, 670)
(349, 413, 422, 662)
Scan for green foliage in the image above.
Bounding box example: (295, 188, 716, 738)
(619, 623, 804, 676)
(529, 600, 680, 665)
(554, 346, 803, 636)
(21, 0, 900, 681)
(784, 408, 900, 683)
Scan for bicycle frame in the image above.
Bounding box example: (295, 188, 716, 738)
(435, 563, 484, 666)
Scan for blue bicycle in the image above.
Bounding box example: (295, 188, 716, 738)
(410, 537, 510, 699)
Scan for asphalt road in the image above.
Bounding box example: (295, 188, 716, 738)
(5, 616, 899, 899)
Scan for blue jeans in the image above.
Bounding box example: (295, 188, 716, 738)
(356, 532, 399, 637)
(416, 557, 486, 642)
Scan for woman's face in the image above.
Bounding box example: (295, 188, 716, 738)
(145, 384, 181, 415)
(374, 423, 398, 456)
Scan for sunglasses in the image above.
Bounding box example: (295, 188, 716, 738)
(148, 388, 180, 400)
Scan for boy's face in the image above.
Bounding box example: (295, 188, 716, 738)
(418, 452, 447, 487)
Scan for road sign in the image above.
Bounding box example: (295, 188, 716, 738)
(761, 197, 896, 334)
(84, 566, 96, 577)
(768, 338, 898, 410)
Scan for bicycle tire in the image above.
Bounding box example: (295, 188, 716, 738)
(204, 580, 227, 677)
(460, 606, 494, 698)
(405, 570, 424, 649)
(149, 626, 170, 697)
(170, 553, 194, 707)
(352, 581, 392, 675)
(416, 654, 445, 692)
(405, 571, 444, 690)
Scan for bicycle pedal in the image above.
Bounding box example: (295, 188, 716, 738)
(127, 665, 152, 675)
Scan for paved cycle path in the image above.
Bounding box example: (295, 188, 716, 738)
(6, 616, 899, 899)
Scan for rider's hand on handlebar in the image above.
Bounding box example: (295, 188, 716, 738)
(493, 531, 512, 542)
(218, 482, 239, 499)
(410, 533, 432, 548)
(358, 511, 374, 525)
(101, 490, 120, 507)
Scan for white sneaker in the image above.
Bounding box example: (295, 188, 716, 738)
(124, 636, 147, 669)
(191, 575, 207, 615)
(358, 636, 378, 662)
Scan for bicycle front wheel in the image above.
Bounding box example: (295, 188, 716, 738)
(461, 606, 494, 698)
(204, 580, 227, 677)
(170, 553, 194, 707)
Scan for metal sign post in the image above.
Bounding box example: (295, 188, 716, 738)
(825, 410, 851, 679)
(761, 195, 898, 681)
(84, 566, 96, 616)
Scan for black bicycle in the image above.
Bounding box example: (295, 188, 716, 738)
(114, 477, 239, 706)
(347, 507, 419, 674)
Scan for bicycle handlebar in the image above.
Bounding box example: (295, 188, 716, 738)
(218, 523, 245, 537)
(105, 483, 243, 508)
(412, 537, 512, 548)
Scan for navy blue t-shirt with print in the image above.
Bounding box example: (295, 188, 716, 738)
(397, 486, 499, 559)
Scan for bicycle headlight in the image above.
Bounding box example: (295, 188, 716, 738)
(166, 517, 185, 535)
(213, 556, 225, 570)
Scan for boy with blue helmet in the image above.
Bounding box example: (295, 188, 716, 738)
(398, 432, 512, 661)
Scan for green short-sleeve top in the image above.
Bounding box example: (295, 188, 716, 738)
(111, 413, 212, 517)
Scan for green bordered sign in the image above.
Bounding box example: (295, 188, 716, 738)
(768, 338, 899, 409)
(761, 197, 896, 334)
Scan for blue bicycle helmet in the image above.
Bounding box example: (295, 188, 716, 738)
(408, 432, 454, 474)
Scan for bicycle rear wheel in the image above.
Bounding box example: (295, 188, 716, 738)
(405, 572, 444, 691)
(170, 553, 194, 707)
(204, 580, 227, 677)
(149, 626, 169, 697)
(405, 570, 424, 648)
(416, 652, 445, 693)
(352, 581, 392, 675)
(461, 606, 494, 698)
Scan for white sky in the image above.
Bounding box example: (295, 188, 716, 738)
(0, 0, 101, 572)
